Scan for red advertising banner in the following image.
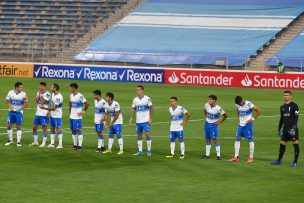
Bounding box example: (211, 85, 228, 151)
(164, 69, 304, 90)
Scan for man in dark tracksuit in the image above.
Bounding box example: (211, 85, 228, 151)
(271, 91, 299, 167)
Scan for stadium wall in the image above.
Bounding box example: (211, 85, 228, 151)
(2, 62, 304, 90)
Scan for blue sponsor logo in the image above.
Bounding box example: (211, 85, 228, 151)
(34, 64, 164, 83)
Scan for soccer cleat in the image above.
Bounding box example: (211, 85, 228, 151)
(95, 148, 102, 153)
(28, 142, 39, 146)
(100, 146, 106, 151)
(117, 150, 124, 155)
(247, 157, 254, 163)
(133, 151, 143, 156)
(77, 146, 82, 151)
(71, 145, 78, 150)
(103, 149, 112, 154)
(217, 156, 222, 160)
(39, 143, 46, 148)
(147, 150, 152, 157)
(5, 141, 13, 146)
(17, 143, 21, 147)
(270, 160, 282, 165)
(228, 156, 240, 162)
(180, 154, 185, 159)
(291, 162, 297, 167)
(202, 155, 210, 159)
(47, 144, 55, 148)
(56, 145, 63, 149)
(166, 154, 174, 158)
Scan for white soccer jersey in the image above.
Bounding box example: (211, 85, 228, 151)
(6, 90, 28, 113)
(169, 105, 188, 131)
(105, 101, 123, 125)
(236, 100, 255, 126)
(35, 91, 51, 116)
(205, 103, 225, 123)
(132, 95, 152, 123)
(50, 92, 63, 118)
(95, 98, 106, 124)
(70, 92, 87, 119)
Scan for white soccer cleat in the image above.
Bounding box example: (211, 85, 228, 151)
(103, 149, 112, 154)
(117, 150, 124, 155)
(17, 143, 22, 147)
(39, 143, 46, 148)
(5, 141, 14, 146)
(28, 142, 39, 146)
(47, 144, 55, 148)
(56, 145, 63, 149)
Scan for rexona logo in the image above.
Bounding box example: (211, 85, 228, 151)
(168, 72, 179, 83)
(241, 75, 253, 87)
(34, 65, 79, 79)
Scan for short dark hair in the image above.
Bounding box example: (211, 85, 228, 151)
(137, 85, 144, 90)
(284, 90, 292, 95)
(40, 82, 46, 86)
(105, 92, 114, 100)
(52, 83, 60, 91)
(93, 90, 101, 96)
(170, 96, 178, 101)
(70, 83, 78, 89)
(15, 82, 22, 88)
(235, 96, 243, 105)
(278, 62, 283, 65)
(208, 95, 217, 101)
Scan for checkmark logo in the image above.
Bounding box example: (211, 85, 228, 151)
(35, 66, 42, 77)
(76, 68, 83, 79)
(119, 70, 126, 80)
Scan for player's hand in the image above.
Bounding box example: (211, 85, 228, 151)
(9, 107, 14, 112)
(39, 105, 45, 110)
(214, 121, 221, 125)
(148, 118, 152, 125)
(246, 119, 254, 124)
(104, 124, 107, 130)
(289, 128, 296, 136)
(77, 111, 85, 117)
(109, 123, 113, 128)
(180, 121, 187, 126)
(278, 131, 283, 138)
(16, 108, 22, 112)
(128, 119, 132, 124)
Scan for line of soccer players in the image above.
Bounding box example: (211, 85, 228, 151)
(4, 82, 300, 166)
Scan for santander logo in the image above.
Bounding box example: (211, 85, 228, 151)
(241, 75, 253, 87)
(168, 72, 179, 83)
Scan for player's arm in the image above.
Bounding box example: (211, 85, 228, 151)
(41, 104, 58, 111)
(22, 97, 29, 110)
(129, 107, 136, 124)
(149, 105, 153, 125)
(278, 107, 283, 132)
(102, 111, 108, 129)
(247, 106, 261, 123)
(69, 101, 71, 114)
(81, 101, 89, 115)
(110, 111, 120, 127)
(34, 92, 40, 104)
(181, 111, 190, 126)
(215, 113, 228, 125)
(5, 98, 14, 112)
(236, 109, 240, 123)
(294, 104, 299, 127)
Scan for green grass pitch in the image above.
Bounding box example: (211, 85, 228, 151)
(0, 77, 303, 203)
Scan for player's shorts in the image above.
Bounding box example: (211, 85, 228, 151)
(170, 131, 184, 142)
(7, 111, 23, 125)
(109, 124, 122, 135)
(33, 115, 49, 126)
(50, 117, 62, 128)
(204, 122, 218, 139)
(70, 119, 82, 131)
(136, 122, 150, 134)
(95, 123, 105, 133)
(281, 128, 299, 142)
(236, 123, 254, 142)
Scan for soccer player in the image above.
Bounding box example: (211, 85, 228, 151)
(229, 96, 261, 163)
(40, 83, 63, 149)
(203, 95, 228, 160)
(69, 83, 89, 151)
(30, 82, 51, 147)
(129, 85, 153, 156)
(271, 91, 300, 167)
(103, 92, 124, 154)
(166, 97, 190, 159)
(93, 90, 107, 152)
(5, 82, 28, 146)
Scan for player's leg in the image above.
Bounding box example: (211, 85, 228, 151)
(56, 127, 63, 149)
(291, 129, 299, 167)
(178, 131, 185, 159)
(16, 113, 23, 146)
(103, 126, 114, 153)
(6, 112, 15, 145)
(49, 117, 55, 148)
(144, 122, 152, 156)
(30, 115, 40, 146)
(70, 119, 78, 149)
(166, 131, 177, 157)
(39, 116, 49, 147)
(77, 120, 83, 150)
(203, 123, 212, 159)
(134, 123, 144, 156)
(95, 124, 104, 152)
(116, 125, 124, 154)
(271, 130, 288, 165)
(229, 125, 242, 162)
(214, 139, 221, 160)
(244, 123, 254, 163)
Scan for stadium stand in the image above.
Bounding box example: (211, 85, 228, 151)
(0, 0, 141, 62)
(74, 0, 304, 67)
(266, 29, 304, 69)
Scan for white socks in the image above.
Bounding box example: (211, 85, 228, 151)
(147, 140, 152, 151)
(118, 138, 123, 151)
(98, 138, 104, 149)
(216, 144, 221, 157)
(7, 129, 13, 142)
(58, 133, 63, 146)
(180, 142, 185, 155)
(72, 134, 77, 146)
(108, 137, 114, 150)
(234, 141, 241, 157)
(249, 142, 254, 158)
(50, 134, 55, 145)
(170, 142, 175, 155)
(17, 130, 22, 143)
(78, 134, 83, 147)
(137, 139, 143, 152)
(206, 143, 211, 156)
